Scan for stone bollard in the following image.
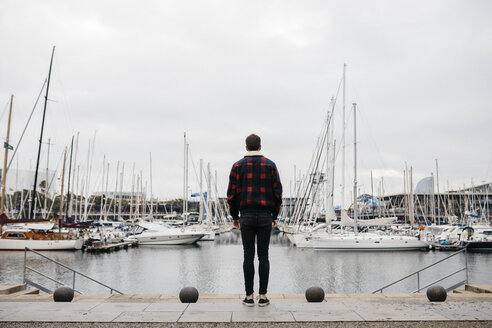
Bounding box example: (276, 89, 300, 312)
(53, 286, 74, 302)
(305, 286, 325, 302)
(179, 286, 199, 303)
(426, 285, 447, 302)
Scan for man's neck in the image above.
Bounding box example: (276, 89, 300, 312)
(245, 150, 262, 156)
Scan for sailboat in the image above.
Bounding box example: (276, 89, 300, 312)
(290, 101, 428, 251)
(0, 48, 83, 251)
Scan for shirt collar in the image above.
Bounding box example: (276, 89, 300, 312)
(245, 150, 263, 157)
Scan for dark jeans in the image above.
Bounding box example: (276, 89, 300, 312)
(240, 212, 272, 296)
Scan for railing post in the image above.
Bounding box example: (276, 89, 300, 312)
(20, 247, 123, 295)
(372, 248, 469, 294)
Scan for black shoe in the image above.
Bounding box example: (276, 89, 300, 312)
(242, 297, 255, 307)
(258, 297, 270, 307)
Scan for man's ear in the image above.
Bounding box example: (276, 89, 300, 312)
(258, 145, 262, 151)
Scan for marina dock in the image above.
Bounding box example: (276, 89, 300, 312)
(83, 241, 138, 253)
(0, 286, 491, 326)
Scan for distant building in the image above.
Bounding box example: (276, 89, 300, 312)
(91, 191, 147, 201)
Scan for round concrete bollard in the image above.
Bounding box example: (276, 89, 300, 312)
(426, 285, 447, 302)
(53, 286, 74, 302)
(305, 286, 325, 302)
(179, 286, 199, 303)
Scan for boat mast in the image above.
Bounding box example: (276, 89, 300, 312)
(371, 170, 374, 218)
(58, 148, 67, 233)
(214, 170, 220, 222)
(140, 170, 144, 218)
(113, 161, 119, 219)
(83, 139, 91, 221)
(65, 135, 74, 220)
(43, 139, 51, 218)
(100, 155, 106, 221)
(104, 162, 109, 220)
(130, 164, 135, 221)
(70, 132, 79, 219)
(324, 99, 332, 230)
(431, 172, 435, 224)
(135, 175, 140, 219)
(31, 46, 55, 219)
(199, 159, 204, 224)
(1, 95, 14, 220)
(341, 63, 346, 210)
(435, 159, 440, 225)
(330, 139, 336, 231)
(149, 152, 153, 218)
(403, 169, 407, 224)
(183, 133, 188, 222)
(118, 163, 124, 220)
(352, 103, 358, 235)
(207, 162, 212, 226)
(79, 176, 84, 221)
(409, 167, 415, 225)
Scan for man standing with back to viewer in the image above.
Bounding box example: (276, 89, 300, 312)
(227, 134, 283, 307)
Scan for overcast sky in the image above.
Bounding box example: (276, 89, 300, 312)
(1, 0, 491, 207)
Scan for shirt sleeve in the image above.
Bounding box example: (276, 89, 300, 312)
(271, 163, 283, 219)
(227, 164, 240, 220)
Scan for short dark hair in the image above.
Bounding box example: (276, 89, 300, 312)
(245, 134, 261, 151)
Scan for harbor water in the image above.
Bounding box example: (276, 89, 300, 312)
(0, 231, 491, 295)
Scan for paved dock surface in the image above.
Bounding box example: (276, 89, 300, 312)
(0, 293, 491, 326)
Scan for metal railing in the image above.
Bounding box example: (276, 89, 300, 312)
(372, 248, 468, 294)
(23, 247, 124, 295)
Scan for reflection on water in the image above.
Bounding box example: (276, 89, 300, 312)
(0, 231, 491, 294)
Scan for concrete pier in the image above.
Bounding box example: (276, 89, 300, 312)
(0, 291, 491, 326)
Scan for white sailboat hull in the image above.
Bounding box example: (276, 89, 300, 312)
(127, 232, 204, 245)
(293, 233, 428, 251)
(0, 238, 84, 251)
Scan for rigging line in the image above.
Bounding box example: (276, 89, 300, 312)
(188, 149, 214, 195)
(358, 106, 388, 171)
(293, 121, 329, 224)
(53, 59, 75, 134)
(0, 97, 11, 123)
(7, 79, 48, 171)
(30, 145, 65, 219)
(46, 147, 65, 197)
(187, 146, 201, 193)
(216, 172, 233, 198)
(85, 167, 103, 217)
(214, 173, 226, 198)
(333, 103, 353, 162)
(332, 75, 343, 108)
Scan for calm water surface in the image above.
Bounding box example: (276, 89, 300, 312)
(0, 231, 491, 294)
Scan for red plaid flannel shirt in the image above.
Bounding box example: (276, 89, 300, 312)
(227, 154, 282, 220)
